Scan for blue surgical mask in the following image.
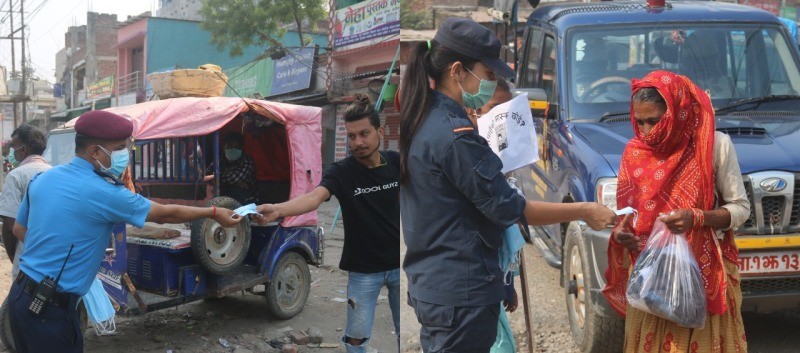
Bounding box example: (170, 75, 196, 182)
(81, 277, 116, 335)
(96, 145, 130, 178)
(7, 147, 18, 167)
(459, 68, 497, 109)
(499, 224, 526, 283)
(225, 148, 242, 161)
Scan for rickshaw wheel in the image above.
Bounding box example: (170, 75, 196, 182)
(0, 297, 88, 352)
(191, 197, 252, 275)
(265, 252, 311, 320)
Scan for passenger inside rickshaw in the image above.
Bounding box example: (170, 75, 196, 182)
(133, 112, 292, 209)
(219, 131, 257, 205)
(240, 113, 291, 205)
(127, 112, 292, 254)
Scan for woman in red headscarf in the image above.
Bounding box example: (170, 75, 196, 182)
(604, 70, 750, 352)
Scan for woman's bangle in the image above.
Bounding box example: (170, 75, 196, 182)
(691, 208, 705, 228)
(212, 206, 217, 218)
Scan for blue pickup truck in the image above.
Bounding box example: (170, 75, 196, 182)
(514, 1, 800, 352)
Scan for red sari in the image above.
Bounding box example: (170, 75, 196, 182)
(604, 71, 746, 352)
(603, 70, 740, 317)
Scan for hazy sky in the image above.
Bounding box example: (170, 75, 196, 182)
(0, 0, 157, 85)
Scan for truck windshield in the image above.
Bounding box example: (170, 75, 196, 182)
(567, 24, 800, 121)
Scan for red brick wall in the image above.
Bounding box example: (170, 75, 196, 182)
(93, 14, 119, 58)
(87, 13, 119, 83)
(98, 61, 118, 81)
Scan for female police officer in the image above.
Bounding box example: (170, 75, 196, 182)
(399, 18, 617, 353)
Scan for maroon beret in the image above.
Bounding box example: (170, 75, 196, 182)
(75, 110, 133, 140)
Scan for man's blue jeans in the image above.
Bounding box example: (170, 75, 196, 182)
(342, 268, 400, 353)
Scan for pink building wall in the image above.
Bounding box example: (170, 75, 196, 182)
(116, 18, 148, 79)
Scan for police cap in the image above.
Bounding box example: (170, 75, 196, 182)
(75, 110, 133, 140)
(434, 17, 515, 78)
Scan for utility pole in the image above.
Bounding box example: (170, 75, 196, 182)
(20, 0, 26, 123)
(9, 0, 17, 127)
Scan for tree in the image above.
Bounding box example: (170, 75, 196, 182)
(401, 0, 430, 30)
(200, 0, 327, 57)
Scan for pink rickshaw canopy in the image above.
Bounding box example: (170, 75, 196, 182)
(67, 96, 323, 227)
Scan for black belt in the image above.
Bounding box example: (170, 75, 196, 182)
(15, 271, 77, 309)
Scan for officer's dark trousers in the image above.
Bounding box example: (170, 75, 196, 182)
(409, 295, 500, 353)
(8, 280, 83, 353)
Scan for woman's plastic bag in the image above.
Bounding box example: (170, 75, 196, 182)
(626, 219, 707, 328)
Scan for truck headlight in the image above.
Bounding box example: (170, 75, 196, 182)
(596, 177, 618, 211)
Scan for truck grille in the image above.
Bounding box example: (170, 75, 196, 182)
(739, 172, 799, 235)
(763, 196, 785, 226)
(742, 277, 800, 295)
(744, 183, 755, 228)
(792, 182, 800, 225)
(717, 127, 767, 136)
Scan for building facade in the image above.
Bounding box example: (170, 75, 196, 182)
(115, 16, 269, 106)
(326, 0, 401, 166)
(55, 12, 120, 114)
(156, 0, 203, 21)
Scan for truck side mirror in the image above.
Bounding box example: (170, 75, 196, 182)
(513, 88, 554, 119)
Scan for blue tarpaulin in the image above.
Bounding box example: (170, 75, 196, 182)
(779, 17, 798, 44)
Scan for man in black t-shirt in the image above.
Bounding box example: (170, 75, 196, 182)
(254, 95, 399, 353)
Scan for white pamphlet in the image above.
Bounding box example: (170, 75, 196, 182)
(477, 94, 539, 173)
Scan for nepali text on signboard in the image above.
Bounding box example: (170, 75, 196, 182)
(334, 0, 400, 47)
(270, 46, 316, 96)
(87, 75, 115, 100)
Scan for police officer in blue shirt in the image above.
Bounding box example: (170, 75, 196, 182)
(8, 110, 242, 353)
(399, 18, 617, 353)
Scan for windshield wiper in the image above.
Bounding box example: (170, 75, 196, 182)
(598, 111, 630, 123)
(714, 95, 800, 113)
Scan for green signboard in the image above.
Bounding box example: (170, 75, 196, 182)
(87, 76, 115, 100)
(224, 58, 275, 98)
(780, 6, 798, 21)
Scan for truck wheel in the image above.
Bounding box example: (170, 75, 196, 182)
(0, 298, 88, 352)
(563, 222, 624, 353)
(265, 252, 310, 319)
(191, 196, 251, 275)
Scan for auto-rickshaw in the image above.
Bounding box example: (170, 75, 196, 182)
(1, 96, 325, 351)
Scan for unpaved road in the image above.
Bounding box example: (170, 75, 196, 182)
(0, 199, 397, 353)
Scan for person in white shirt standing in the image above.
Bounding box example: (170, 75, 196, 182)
(0, 124, 51, 279)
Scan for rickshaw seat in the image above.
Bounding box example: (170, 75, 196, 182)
(126, 224, 192, 250)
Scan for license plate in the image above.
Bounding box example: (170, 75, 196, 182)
(738, 249, 800, 276)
